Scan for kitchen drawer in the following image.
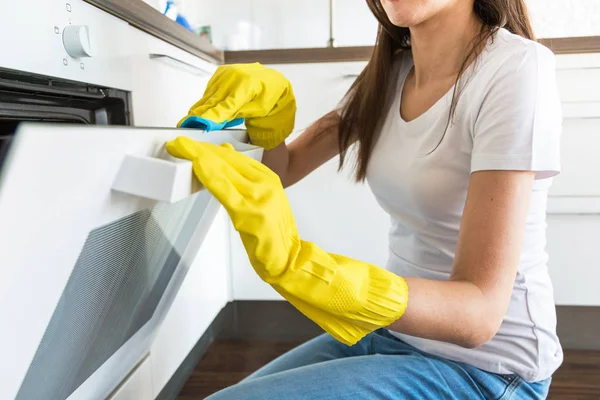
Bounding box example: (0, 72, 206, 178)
(547, 215, 600, 306)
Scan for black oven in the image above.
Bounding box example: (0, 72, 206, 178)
(0, 67, 131, 171)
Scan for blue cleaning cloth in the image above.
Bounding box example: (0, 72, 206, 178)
(179, 116, 245, 132)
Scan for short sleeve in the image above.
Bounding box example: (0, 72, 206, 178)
(471, 43, 562, 179)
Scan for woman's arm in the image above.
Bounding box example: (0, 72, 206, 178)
(261, 111, 341, 188)
(388, 169, 535, 348)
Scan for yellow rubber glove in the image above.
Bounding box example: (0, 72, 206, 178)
(177, 62, 296, 150)
(165, 137, 409, 345)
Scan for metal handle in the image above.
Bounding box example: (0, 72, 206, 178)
(327, 0, 336, 47)
(342, 73, 360, 79)
(149, 54, 212, 76)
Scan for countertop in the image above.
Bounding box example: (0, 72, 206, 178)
(85, 0, 600, 65)
(225, 36, 600, 65)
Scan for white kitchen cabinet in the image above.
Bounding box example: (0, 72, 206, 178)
(229, 61, 392, 300)
(108, 356, 153, 400)
(128, 27, 217, 128)
(545, 53, 600, 305)
(546, 215, 600, 306)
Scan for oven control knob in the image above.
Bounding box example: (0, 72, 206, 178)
(62, 25, 93, 58)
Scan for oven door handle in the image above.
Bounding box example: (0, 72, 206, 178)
(149, 53, 214, 76)
(112, 140, 263, 203)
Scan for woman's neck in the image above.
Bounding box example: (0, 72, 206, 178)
(409, 3, 482, 87)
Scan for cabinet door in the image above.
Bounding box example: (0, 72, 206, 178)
(546, 53, 600, 306)
(228, 61, 392, 300)
(547, 215, 600, 306)
(129, 27, 217, 128)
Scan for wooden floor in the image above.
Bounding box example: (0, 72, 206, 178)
(178, 341, 600, 400)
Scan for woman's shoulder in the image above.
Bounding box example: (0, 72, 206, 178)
(478, 28, 556, 77)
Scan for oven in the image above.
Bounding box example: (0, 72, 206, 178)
(0, 1, 257, 399)
(0, 123, 261, 400)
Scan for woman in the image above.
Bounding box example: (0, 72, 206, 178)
(170, 0, 563, 398)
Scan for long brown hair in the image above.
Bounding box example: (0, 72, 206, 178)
(337, 0, 535, 181)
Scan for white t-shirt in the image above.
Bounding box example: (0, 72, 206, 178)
(363, 28, 563, 382)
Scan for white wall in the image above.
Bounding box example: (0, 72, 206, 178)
(178, 0, 600, 51)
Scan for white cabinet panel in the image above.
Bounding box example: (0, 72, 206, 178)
(129, 27, 217, 128)
(555, 53, 600, 70)
(108, 356, 153, 400)
(547, 215, 600, 306)
(556, 68, 600, 104)
(542, 53, 600, 306)
(554, 54, 600, 120)
(548, 53, 600, 215)
(150, 208, 231, 394)
(550, 118, 600, 197)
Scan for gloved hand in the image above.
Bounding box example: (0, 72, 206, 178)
(177, 62, 296, 151)
(165, 136, 409, 345)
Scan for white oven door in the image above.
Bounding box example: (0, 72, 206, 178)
(0, 123, 262, 400)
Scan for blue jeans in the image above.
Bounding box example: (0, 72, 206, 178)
(206, 329, 551, 399)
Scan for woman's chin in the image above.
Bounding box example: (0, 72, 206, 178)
(387, 13, 421, 28)
(381, 0, 432, 27)
(382, 8, 422, 27)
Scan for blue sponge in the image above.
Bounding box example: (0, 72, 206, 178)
(179, 116, 245, 132)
